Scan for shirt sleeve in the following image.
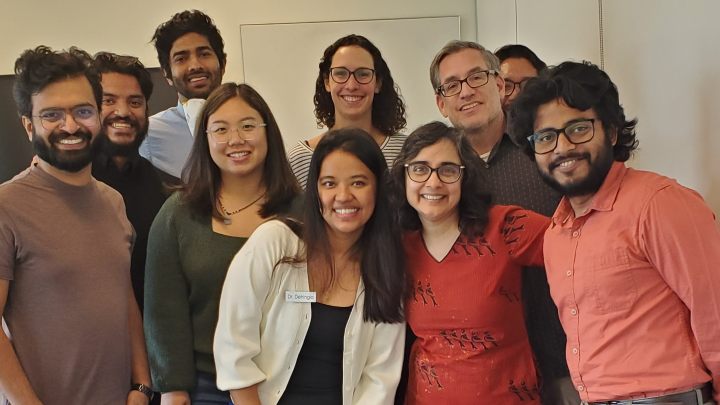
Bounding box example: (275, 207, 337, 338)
(639, 184, 720, 400)
(353, 321, 406, 405)
(0, 206, 16, 280)
(214, 221, 296, 391)
(143, 195, 197, 392)
(497, 206, 551, 268)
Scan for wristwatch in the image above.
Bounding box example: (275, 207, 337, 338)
(131, 383, 154, 401)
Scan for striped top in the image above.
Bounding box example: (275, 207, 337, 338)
(287, 133, 408, 189)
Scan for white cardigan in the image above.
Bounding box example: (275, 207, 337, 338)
(214, 220, 405, 405)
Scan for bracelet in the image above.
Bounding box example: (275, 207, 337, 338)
(131, 383, 154, 401)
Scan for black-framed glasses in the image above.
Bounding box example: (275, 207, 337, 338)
(405, 163, 465, 184)
(436, 70, 499, 97)
(208, 119, 267, 144)
(527, 119, 596, 155)
(33, 106, 99, 130)
(504, 78, 531, 96)
(329, 67, 376, 84)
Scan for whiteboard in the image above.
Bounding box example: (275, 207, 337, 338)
(239, 17, 460, 148)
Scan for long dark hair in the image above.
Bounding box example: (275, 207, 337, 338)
(302, 128, 405, 323)
(181, 83, 299, 220)
(313, 34, 406, 135)
(388, 121, 493, 239)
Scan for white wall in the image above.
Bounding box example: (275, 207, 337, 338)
(0, 0, 478, 79)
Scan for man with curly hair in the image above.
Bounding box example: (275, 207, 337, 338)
(511, 61, 720, 405)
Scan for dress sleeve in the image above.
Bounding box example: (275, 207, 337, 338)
(638, 184, 720, 401)
(214, 221, 298, 391)
(496, 205, 551, 268)
(353, 321, 406, 405)
(143, 195, 197, 392)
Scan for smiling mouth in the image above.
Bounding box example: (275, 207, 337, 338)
(341, 95, 363, 102)
(460, 102, 479, 111)
(58, 138, 83, 145)
(189, 76, 209, 84)
(334, 208, 358, 214)
(421, 194, 444, 200)
(228, 151, 250, 158)
(111, 122, 132, 129)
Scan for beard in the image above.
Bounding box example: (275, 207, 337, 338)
(33, 128, 98, 173)
(538, 135, 615, 198)
(172, 69, 222, 100)
(98, 115, 149, 157)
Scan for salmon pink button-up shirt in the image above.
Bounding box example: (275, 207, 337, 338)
(544, 162, 720, 403)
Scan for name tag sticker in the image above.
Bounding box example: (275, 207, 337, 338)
(285, 291, 316, 303)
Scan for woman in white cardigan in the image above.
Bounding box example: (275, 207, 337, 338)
(214, 128, 407, 405)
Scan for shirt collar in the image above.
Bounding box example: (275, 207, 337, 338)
(551, 161, 627, 227)
(96, 151, 142, 174)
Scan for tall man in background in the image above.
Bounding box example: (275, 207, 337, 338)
(512, 61, 720, 405)
(141, 10, 226, 178)
(430, 40, 579, 404)
(91, 52, 171, 313)
(0, 46, 151, 405)
(495, 44, 547, 111)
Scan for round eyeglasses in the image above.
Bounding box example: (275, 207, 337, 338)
(329, 67, 376, 84)
(436, 70, 498, 97)
(504, 78, 531, 96)
(208, 119, 267, 144)
(527, 119, 596, 154)
(405, 163, 465, 184)
(33, 106, 99, 130)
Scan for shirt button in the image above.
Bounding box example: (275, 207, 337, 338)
(572, 231, 579, 237)
(571, 308, 578, 315)
(277, 390, 281, 395)
(572, 348, 579, 354)
(296, 340, 301, 345)
(578, 385, 584, 391)
(567, 270, 573, 276)
(346, 386, 351, 392)
(305, 314, 309, 320)
(346, 359, 352, 365)
(346, 333, 353, 338)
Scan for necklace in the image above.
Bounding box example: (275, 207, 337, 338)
(220, 193, 265, 225)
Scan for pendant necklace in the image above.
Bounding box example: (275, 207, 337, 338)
(220, 193, 265, 225)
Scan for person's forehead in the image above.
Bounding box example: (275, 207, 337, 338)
(171, 32, 213, 54)
(500, 57, 537, 78)
(101, 72, 143, 97)
(31, 75, 95, 112)
(331, 46, 375, 68)
(534, 99, 595, 129)
(439, 48, 489, 79)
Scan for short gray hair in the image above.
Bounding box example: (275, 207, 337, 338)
(429, 41, 501, 92)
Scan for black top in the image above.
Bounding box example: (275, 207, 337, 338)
(278, 302, 353, 405)
(482, 134, 569, 381)
(92, 152, 174, 312)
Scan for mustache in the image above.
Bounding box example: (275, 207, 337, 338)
(47, 129, 93, 144)
(548, 152, 591, 171)
(103, 116, 141, 130)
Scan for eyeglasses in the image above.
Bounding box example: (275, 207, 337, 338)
(33, 106, 99, 130)
(329, 67, 376, 84)
(207, 119, 267, 143)
(405, 163, 465, 184)
(527, 119, 596, 154)
(504, 78, 531, 96)
(436, 70, 498, 97)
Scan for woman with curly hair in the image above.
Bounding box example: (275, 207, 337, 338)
(287, 34, 407, 189)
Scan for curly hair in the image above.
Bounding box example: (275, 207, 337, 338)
(509, 61, 638, 162)
(151, 10, 226, 79)
(13, 46, 102, 119)
(313, 34, 406, 135)
(387, 121, 493, 239)
(91, 52, 154, 103)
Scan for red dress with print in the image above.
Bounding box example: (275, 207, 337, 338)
(404, 205, 550, 405)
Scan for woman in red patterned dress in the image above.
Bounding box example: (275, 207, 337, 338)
(388, 122, 552, 404)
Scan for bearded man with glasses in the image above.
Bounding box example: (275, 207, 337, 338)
(511, 61, 720, 405)
(0, 46, 152, 405)
(428, 41, 579, 405)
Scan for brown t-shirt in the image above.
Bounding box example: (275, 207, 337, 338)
(0, 166, 134, 405)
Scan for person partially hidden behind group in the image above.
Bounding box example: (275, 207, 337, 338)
(287, 34, 408, 189)
(143, 83, 301, 405)
(214, 128, 406, 405)
(388, 121, 552, 404)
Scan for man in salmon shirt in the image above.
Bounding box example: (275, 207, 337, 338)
(510, 60, 720, 405)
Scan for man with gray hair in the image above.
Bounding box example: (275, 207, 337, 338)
(429, 40, 579, 405)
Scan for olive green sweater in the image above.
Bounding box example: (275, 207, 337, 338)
(144, 192, 300, 392)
